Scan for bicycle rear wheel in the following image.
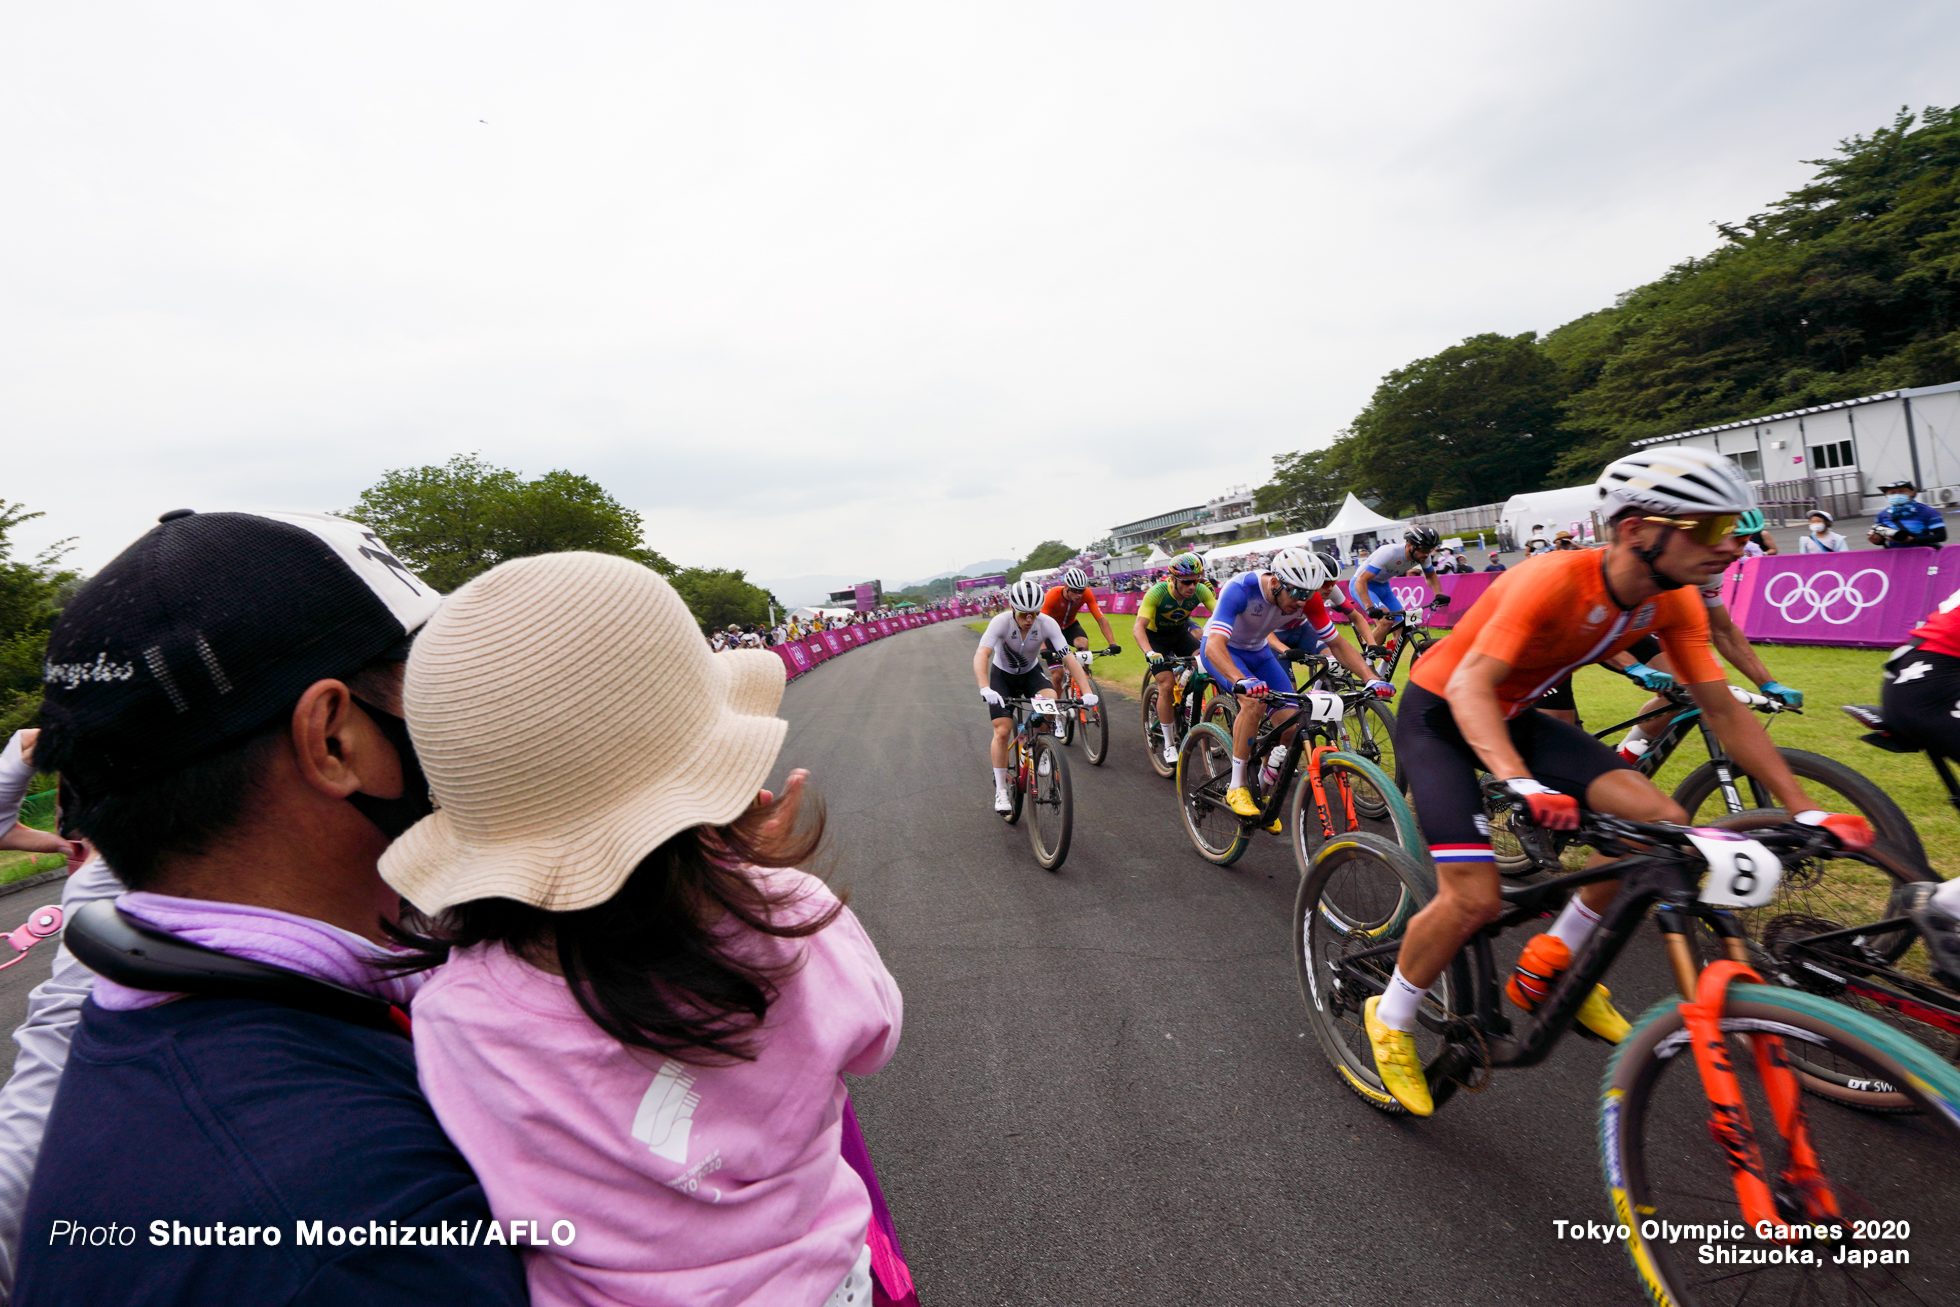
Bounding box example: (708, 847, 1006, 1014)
(1602, 984, 1960, 1307)
(1026, 737, 1073, 870)
(1290, 751, 1425, 875)
(1296, 832, 1467, 1115)
(1177, 722, 1248, 866)
(1141, 682, 1176, 778)
(1080, 676, 1109, 766)
(1674, 748, 1928, 874)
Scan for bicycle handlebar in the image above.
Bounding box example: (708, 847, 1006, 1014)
(1618, 673, 1801, 715)
(1477, 776, 1834, 862)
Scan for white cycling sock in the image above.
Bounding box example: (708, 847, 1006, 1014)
(1549, 894, 1603, 953)
(1230, 757, 1246, 789)
(1376, 966, 1425, 1032)
(992, 767, 1008, 791)
(1620, 724, 1653, 749)
(1932, 877, 1960, 915)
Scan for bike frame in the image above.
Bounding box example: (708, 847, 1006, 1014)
(1195, 689, 1372, 830)
(1592, 688, 1785, 812)
(1778, 917, 1960, 1036)
(1368, 600, 1442, 681)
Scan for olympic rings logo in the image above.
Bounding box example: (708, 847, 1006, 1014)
(1391, 583, 1428, 608)
(1760, 567, 1890, 626)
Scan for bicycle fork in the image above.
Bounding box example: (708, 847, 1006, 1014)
(1678, 959, 1843, 1234)
(1305, 743, 1356, 842)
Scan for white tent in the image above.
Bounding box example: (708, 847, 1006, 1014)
(1021, 566, 1061, 584)
(1142, 546, 1171, 566)
(1301, 494, 1404, 560)
(1500, 485, 1602, 548)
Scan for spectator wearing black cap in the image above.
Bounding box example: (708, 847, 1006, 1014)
(1869, 479, 1946, 548)
(11, 509, 524, 1307)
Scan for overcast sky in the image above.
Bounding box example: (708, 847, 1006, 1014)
(5, 1, 1958, 588)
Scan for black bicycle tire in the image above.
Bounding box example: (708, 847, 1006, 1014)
(1295, 832, 1469, 1115)
(1601, 986, 1960, 1307)
(1177, 721, 1248, 866)
(1344, 698, 1401, 811)
(1141, 682, 1176, 779)
(1028, 737, 1073, 870)
(1081, 675, 1109, 766)
(1672, 747, 1929, 874)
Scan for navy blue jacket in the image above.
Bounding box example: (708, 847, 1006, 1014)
(15, 997, 527, 1307)
(1874, 499, 1945, 546)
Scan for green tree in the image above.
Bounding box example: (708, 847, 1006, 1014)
(669, 568, 779, 631)
(1333, 331, 1569, 515)
(1006, 540, 1075, 583)
(342, 454, 675, 593)
(1254, 448, 1345, 532)
(0, 503, 80, 737)
(1552, 103, 1960, 476)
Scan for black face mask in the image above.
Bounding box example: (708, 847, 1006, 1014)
(348, 699, 435, 840)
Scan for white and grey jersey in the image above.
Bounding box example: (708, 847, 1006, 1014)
(1359, 541, 1429, 579)
(980, 611, 1069, 674)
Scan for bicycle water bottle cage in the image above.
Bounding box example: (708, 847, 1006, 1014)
(63, 900, 411, 1037)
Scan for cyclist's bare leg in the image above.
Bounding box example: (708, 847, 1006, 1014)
(1230, 693, 1267, 762)
(1572, 768, 1687, 912)
(990, 716, 1013, 769)
(1154, 668, 1178, 724)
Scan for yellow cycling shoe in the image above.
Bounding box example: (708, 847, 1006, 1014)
(1264, 814, 1283, 836)
(1576, 985, 1631, 1044)
(1364, 997, 1432, 1116)
(1225, 786, 1261, 818)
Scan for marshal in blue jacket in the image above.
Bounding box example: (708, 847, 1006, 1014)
(1873, 498, 1946, 546)
(14, 997, 527, 1307)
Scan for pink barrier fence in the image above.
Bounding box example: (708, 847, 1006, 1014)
(768, 604, 979, 682)
(1735, 547, 1950, 648)
(1380, 571, 1499, 626)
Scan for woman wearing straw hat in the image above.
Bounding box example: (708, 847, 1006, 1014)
(382, 552, 910, 1307)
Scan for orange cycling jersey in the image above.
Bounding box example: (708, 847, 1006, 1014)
(1041, 585, 1103, 628)
(1410, 550, 1723, 717)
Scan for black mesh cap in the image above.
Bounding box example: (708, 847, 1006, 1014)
(39, 510, 441, 795)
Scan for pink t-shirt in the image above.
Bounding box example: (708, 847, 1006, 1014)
(411, 870, 902, 1307)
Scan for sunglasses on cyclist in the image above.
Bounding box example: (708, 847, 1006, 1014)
(1280, 583, 1314, 601)
(1640, 514, 1738, 546)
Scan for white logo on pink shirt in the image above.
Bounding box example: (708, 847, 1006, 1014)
(631, 1060, 701, 1164)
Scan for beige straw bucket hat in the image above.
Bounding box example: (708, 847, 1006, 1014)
(380, 551, 788, 914)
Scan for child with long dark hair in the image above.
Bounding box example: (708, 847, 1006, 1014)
(381, 552, 904, 1307)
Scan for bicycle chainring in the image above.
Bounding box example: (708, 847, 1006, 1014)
(1760, 912, 1852, 996)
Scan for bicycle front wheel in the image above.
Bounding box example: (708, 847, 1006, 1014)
(1296, 832, 1468, 1115)
(1177, 721, 1248, 866)
(1080, 677, 1109, 766)
(1341, 698, 1400, 810)
(1141, 681, 1176, 779)
(1027, 737, 1073, 871)
(1673, 748, 1928, 874)
(1290, 751, 1425, 875)
(1602, 983, 1960, 1307)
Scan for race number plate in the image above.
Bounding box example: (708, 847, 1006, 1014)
(1303, 691, 1344, 723)
(1076, 652, 1095, 666)
(1686, 829, 1783, 908)
(1029, 697, 1062, 715)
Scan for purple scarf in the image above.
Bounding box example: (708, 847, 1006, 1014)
(91, 892, 422, 1011)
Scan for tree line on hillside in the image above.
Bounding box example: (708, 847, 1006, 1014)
(1259, 104, 1960, 525)
(0, 455, 782, 732)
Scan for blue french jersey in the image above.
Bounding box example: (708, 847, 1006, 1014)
(1203, 571, 1333, 651)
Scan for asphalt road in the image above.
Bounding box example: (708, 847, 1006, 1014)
(764, 619, 1690, 1307)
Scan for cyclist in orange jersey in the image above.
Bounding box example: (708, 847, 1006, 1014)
(1363, 447, 1875, 1117)
(1040, 568, 1119, 697)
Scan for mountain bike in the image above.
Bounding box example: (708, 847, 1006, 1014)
(1140, 654, 1215, 779)
(1176, 687, 1414, 868)
(994, 692, 1079, 871)
(1295, 790, 1960, 1307)
(1361, 593, 1450, 681)
(1051, 647, 1117, 765)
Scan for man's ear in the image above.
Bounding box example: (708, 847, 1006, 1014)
(288, 680, 399, 801)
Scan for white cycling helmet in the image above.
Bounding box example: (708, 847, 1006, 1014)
(1269, 546, 1334, 592)
(1007, 578, 1046, 612)
(1060, 567, 1088, 590)
(1596, 446, 1758, 518)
